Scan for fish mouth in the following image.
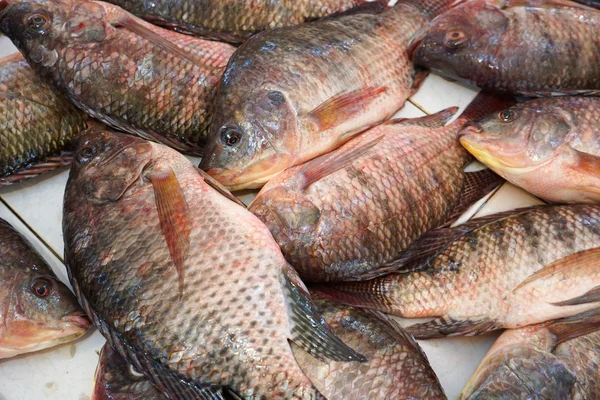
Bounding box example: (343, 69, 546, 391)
(204, 153, 292, 190)
(61, 311, 92, 330)
(459, 136, 530, 175)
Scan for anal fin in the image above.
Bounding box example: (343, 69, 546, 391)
(148, 167, 191, 297)
(283, 269, 366, 362)
(405, 316, 498, 339)
(547, 307, 600, 345)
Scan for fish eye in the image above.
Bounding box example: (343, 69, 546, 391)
(444, 30, 468, 50)
(76, 147, 95, 164)
(220, 126, 242, 147)
(26, 13, 50, 32)
(498, 109, 516, 122)
(31, 278, 53, 298)
(267, 91, 285, 107)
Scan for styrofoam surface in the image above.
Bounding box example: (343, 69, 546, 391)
(0, 35, 543, 399)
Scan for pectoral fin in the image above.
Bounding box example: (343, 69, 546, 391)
(307, 87, 386, 132)
(566, 146, 600, 176)
(548, 307, 600, 345)
(148, 168, 191, 297)
(405, 316, 498, 339)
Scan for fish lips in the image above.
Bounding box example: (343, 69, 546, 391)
(61, 310, 92, 330)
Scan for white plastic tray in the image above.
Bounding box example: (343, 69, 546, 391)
(0, 36, 543, 399)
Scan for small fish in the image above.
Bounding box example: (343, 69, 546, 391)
(0, 52, 87, 185)
(0, 0, 235, 156)
(201, 0, 462, 190)
(63, 129, 364, 399)
(461, 310, 600, 399)
(104, 0, 385, 44)
(0, 218, 90, 359)
(459, 96, 600, 204)
(410, 0, 600, 96)
(317, 205, 600, 339)
(93, 295, 446, 400)
(249, 92, 505, 282)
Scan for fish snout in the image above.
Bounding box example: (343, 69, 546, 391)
(458, 122, 484, 139)
(61, 310, 92, 330)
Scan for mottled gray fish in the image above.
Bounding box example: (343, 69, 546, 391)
(64, 129, 363, 399)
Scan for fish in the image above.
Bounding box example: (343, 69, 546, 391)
(92, 295, 446, 400)
(0, 218, 90, 359)
(63, 128, 364, 399)
(459, 96, 600, 204)
(316, 205, 600, 339)
(104, 0, 386, 44)
(0, 52, 87, 185)
(200, 0, 463, 190)
(248, 92, 505, 282)
(0, 0, 235, 156)
(461, 309, 600, 399)
(409, 0, 600, 96)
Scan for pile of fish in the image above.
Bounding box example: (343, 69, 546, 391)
(0, 0, 599, 398)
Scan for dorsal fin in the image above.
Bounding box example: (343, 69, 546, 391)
(502, 0, 598, 11)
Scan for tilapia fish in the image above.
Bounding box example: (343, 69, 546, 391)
(0, 52, 87, 185)
(93, 295, 446, 400)
(461, 312, 600, 399)
(201, 0, 461, 190)
(249, 93, 505, 282)
(105, 0, 382, 44)
(318, 205, 600, 339)
(0, 0, 235, 156)
(460, 96, 600, 204)
(63, 129, 364, 399)
(410, 0, 600, 96)
(0, 218, 89, 359)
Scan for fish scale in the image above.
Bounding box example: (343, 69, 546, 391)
(105, 0, 375, 43)
(0, 53, 87, 182)
(323, 205, 600, 338)
(0, 0, 235, 156)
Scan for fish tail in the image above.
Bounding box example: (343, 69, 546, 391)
(457, 91, 516, 124)
(402, 0, 467, 19)
(310, 276, 400, 315)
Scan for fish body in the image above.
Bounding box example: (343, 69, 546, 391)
(63, 129, 362, 399)
(0, 52, 87, 185)
(249, 94, 505, 282)
(201, 0, 458, 190)
(104, 0, 380, 44)
(410, 0, 600, 95)
(460, 96, 600, 204)
(461, 324, 600, 399)
(0, 218, 90, 359)
(320, 205, 600, 338)
(93, 296, 446, 400)
(0, 0, 235, 156)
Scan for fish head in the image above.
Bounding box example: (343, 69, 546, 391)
(459, 103, 574, 175)
(1, 268, 90, 357)
(70, 130, 153, 203)
(249, 186, 320, 251)
(409, 1, 509, 83)
(0, 0, 111, 68)
(201, 88, 300, 190)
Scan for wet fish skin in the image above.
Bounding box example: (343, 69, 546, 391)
(321, 205, 600, 338)
(461, 325, 600, 399)
(104, 0, 380, 44)
(64, 129, 362, 399)
(0, 0, 235, 156)
(201, 0, 457, 190)
(460, 97, 600, 204)
(93, 297, 446, 400)
(0, 218, 90, 359)
(410, 0, 600, 95)
(0, 52, 87, 185)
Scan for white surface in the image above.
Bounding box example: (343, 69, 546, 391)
(0, 39, 543, 399)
